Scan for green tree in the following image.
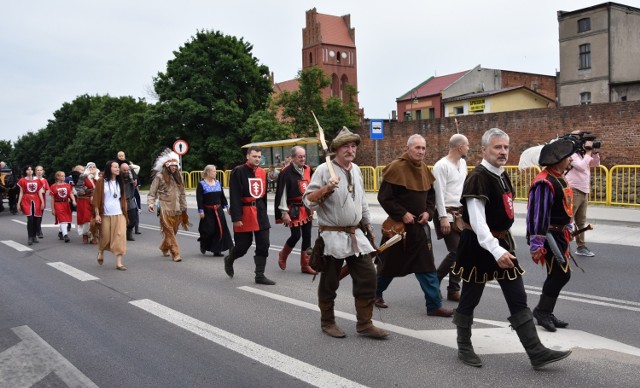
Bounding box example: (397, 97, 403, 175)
(0, 140, 13, 166)
(149, 30, 273, 169)
(276, 66, 361, 140)
(11, 94, 149, 180)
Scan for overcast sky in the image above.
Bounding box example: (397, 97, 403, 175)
(2, 0, 633, 143)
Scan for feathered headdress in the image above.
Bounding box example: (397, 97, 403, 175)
(152, 148, 181, 173)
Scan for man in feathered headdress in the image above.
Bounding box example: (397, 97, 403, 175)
(147, 149, 190, 262)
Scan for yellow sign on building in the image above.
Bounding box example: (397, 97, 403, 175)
(469, 98, 485, 112)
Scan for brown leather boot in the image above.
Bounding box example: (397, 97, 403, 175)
(319, 301, 346, 338)
(354, 298, 389, 339)
(300, 250, 316, 275)
(82, 234, 89, 244)
(278, 244, 293, 270)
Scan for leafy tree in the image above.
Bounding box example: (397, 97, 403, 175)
(11, 94, 149, 180)
(241, 101, 292, 143)
(0, 140, 13, 165)
(149, 30, 273, 169)
(276, 66, 361, 140)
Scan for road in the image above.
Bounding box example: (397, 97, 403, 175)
(1, 205, 639, 387)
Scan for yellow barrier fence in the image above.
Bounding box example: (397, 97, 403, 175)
(180, 165, 639, 207)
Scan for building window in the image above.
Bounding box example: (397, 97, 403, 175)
(578, 18, 591, 33)
(454, 106, 464, 115)
(580, 92, 591, 105)
(579, 44, 591, 69)
(309, 52, 313, 65)
(415, 110, 422, 120)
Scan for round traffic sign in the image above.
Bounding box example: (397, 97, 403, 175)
(173, 139, 189, 156)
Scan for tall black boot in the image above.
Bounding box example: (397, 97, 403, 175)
(452, 311, 482, 367)
(508, 308, 571, 370)
(254, 256, 276, 285)
(533, 294, 557, 332)
(224, 247, 237, 278)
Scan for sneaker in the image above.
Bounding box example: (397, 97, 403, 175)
(575, 246, 595, 257)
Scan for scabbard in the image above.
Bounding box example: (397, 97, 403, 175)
(545, 232, 567, 265)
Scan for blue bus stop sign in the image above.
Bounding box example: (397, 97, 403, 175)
(370, 120, 384, 140)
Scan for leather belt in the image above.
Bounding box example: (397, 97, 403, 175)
(319, 226, 357, 234)
(204, 204, 221, 210)
(319, 225, 359, 252)
(242, 202, 256, 206)
(547, 224, 567, 233)
(464, 224, 509, 239)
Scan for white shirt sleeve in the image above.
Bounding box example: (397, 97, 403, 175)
(467, 197, 507, 261)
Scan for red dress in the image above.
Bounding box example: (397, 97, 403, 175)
(50, 182, 73, 223)
(76, 176, 95, 225)
(18, 178, 44, 216)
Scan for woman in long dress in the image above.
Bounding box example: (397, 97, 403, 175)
(196, 165, 233, 256)
(92, 160, 128, 271)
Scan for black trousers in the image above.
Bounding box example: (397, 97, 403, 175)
(541, 261, 571, 299)
(285, 221, 313, 251)
(456, 276, 528, 317)
(234, 228, 270, 258)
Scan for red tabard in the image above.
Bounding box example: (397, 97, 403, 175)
(235, 167, 266, 233)
(50, 183, 73, 223)
(18, 178, 44, 217)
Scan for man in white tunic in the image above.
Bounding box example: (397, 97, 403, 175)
(303, 127, 388, 339)
(432, 134, 469, 302)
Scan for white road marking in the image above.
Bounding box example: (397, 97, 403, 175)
(10, 219, 73, 228)
(1, 240, 33, 252)
(239, 286, 640, 358)
(0, 325, 98, 388)
(47, 262, 99, 281)
(130, 299, 367, 388)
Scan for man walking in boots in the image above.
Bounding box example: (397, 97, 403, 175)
(224, 146, 276, 285)
(450, 128, 571, 369)
(432, 134, 468, 302)
(303, 127, 388, 339)
(526, 139, 576, 332)
(275, 146, 315, 275)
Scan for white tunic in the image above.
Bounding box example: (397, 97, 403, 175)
(303, 162, 375, 259)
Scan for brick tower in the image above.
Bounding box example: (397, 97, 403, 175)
(302, 8, 359, 106)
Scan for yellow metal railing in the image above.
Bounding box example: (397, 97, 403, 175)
(608, 165, 640, 207)
(181, 165, 640, 207)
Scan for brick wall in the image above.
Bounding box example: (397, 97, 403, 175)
(355, 100, 640, 167)
(501, 70, 557, 103)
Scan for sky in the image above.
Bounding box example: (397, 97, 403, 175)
(2, 0, 636, 143)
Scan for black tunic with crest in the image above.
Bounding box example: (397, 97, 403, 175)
(451, 164, 525, 283)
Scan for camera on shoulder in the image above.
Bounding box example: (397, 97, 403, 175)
(559, 131, 602, 155)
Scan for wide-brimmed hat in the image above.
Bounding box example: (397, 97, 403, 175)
(539, 139, 575, 166)
(330, 127, 361, 152)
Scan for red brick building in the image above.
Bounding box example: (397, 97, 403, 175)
(274, 8, 359, 107)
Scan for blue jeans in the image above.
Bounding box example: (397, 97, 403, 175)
(376, 272, 442, 311)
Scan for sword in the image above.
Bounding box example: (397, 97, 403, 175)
(572, 223, 593, 238)
(545, 232, 567, 265)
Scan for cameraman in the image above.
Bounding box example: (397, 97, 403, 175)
(565, 130, 601, 257)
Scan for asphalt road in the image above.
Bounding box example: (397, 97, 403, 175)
(1, 205, 639, 387)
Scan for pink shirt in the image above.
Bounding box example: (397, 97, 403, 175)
(565, 152, 600, 194)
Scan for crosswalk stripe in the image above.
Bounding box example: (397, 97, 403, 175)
(47, 262, 99, 281)
(1, 240, 33, 252)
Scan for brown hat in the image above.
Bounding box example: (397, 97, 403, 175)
(539, 139, 575, 166)
(330, 127, 361, 152)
